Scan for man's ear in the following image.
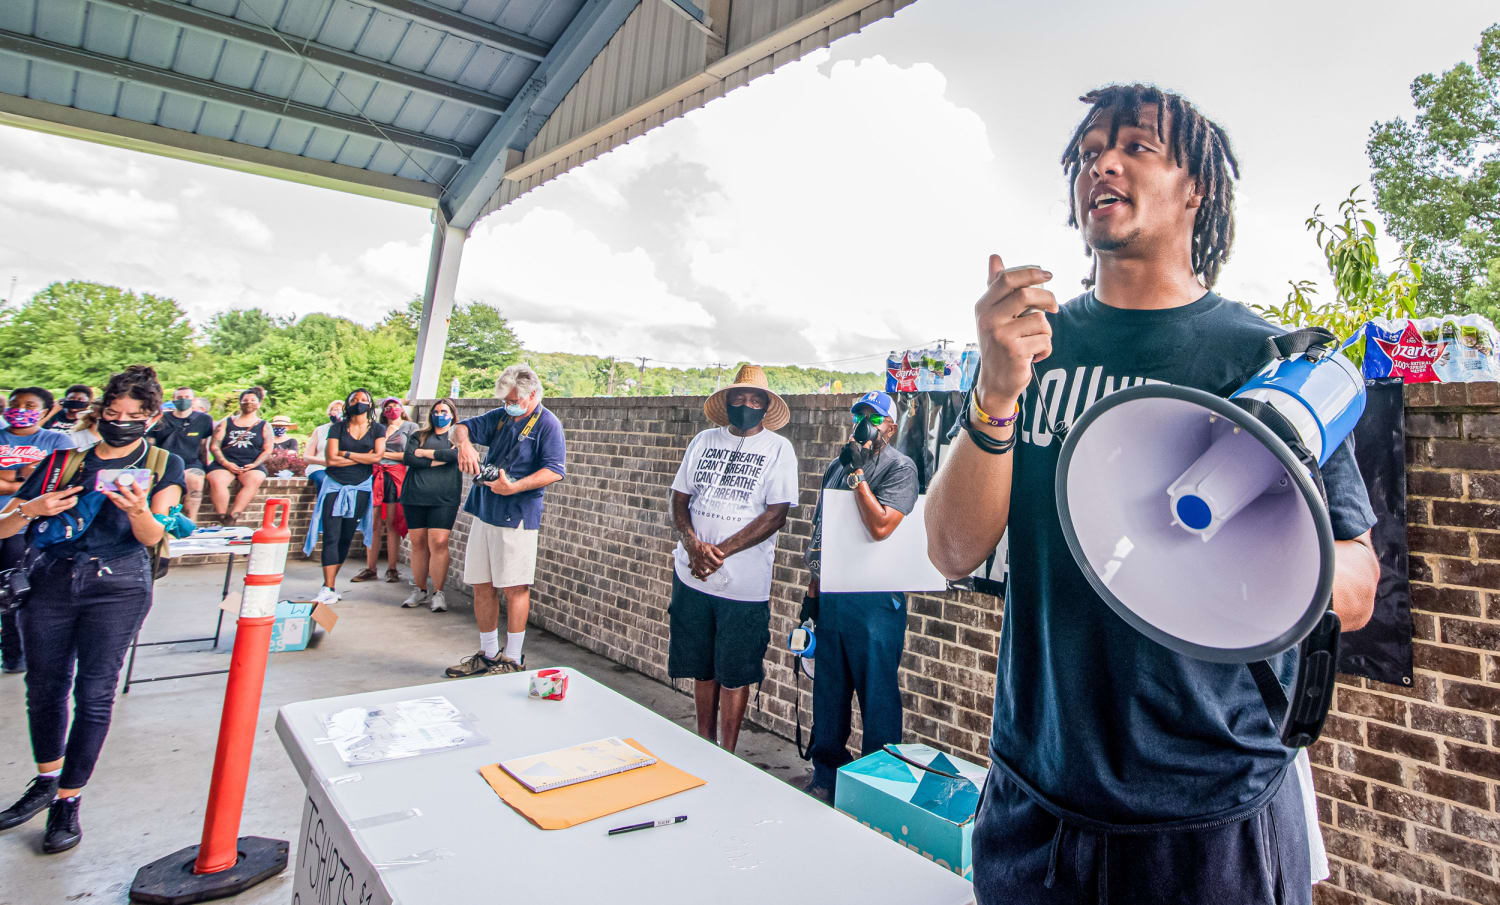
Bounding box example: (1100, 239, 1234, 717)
(1186, 177, 1205, 211)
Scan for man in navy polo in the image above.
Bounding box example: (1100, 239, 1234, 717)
(447, 365, 566, 676)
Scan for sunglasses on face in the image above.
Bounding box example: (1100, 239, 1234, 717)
(852, 413, 886, 426)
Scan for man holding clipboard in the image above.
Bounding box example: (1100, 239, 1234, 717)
(801, 391, 918, 803)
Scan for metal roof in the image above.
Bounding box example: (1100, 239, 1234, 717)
(0, 0, 911, 225)
(0, 0, 631, 210)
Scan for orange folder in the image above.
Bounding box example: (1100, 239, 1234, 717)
(479, 738, 705, 830)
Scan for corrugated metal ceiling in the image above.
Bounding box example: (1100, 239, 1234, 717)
(0, 0, 585, 188)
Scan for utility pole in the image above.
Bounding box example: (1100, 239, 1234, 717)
(637, 356, 649, 373)
(713, 362, 724, 391)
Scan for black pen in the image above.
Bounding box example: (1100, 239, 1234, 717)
(607, 815, 687, 836)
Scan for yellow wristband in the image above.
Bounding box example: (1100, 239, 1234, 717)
(972, 393, 1021, 428)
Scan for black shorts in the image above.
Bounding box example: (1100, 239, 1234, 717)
(206, 462, 266, 476)
(667, 572, 769, 689)
(403, 503, 458, 531)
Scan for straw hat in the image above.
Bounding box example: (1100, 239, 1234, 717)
(704, 364, 790, 432)
(269, 414, 296, 429)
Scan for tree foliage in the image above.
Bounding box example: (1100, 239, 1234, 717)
(1367, 23, 1500, 317)
(1252, 190, 1422, 364)
(0, 281, 882, 438)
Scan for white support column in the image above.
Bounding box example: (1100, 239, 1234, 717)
(409, 213, 467, 401)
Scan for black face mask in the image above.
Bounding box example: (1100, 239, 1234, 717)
(98, 419, 149, 447)
(347, 402, 370, 416)
(62, 399, 89, 411)
(726, 403, 766, 432)
(853, 418, 875, 443)
(329, 414, 341, 424)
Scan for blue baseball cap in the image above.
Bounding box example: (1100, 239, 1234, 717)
(851, 391, 895, 418)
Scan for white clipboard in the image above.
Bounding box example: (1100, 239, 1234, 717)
(821, 490, 949, 593)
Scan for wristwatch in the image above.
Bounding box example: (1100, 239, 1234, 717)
(845, 471, 866, 489)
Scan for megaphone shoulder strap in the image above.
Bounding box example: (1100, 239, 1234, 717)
(1249, 610, 1342, 749)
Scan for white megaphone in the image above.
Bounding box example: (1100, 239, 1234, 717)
(1053, 328, 1364, 745)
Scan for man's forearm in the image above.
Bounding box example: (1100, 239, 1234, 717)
(925, 426, 1016, 579)
(506, 469, 563, 494)
(672, 492, 698, 544)
(853, 481, 901, 540)
(719, 505, 789, 557)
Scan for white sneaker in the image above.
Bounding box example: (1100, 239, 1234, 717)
(401, 588, 428, 608)
(314, 586, 339, 605)
(429, 591, 447, 613)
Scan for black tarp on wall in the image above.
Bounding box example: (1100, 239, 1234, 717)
(1339, 378, 1415, 686)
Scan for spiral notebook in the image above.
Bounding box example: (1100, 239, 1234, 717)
(499, 736, 657, 793)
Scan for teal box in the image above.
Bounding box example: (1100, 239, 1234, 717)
(836, 744, 987, 881)
(267, 600, 337, 653)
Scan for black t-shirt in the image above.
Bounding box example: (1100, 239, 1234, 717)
(326, 420, 386, 485)
(218, 418, 267, 467)
(42, 411, 79, 432)
(149, 411, 214, 468)
(400, 430, 461, 507)
(992, 290, 1377, 824)
(17, 443, 187, 559)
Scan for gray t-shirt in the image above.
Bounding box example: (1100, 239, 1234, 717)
(806, 442, 920, 576)
(384, 420, 419, 454)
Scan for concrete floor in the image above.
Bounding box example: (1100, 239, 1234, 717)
(0, 558, 813, 905)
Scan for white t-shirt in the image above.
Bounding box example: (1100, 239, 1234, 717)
(671, 426, 799, 602)
(305, 422, 332, 475)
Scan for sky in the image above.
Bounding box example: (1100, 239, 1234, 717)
(0, 0, 1495, 373)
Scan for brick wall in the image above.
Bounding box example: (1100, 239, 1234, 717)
(416, 390, 1499, 903)
(1309, 381, 1500, 905)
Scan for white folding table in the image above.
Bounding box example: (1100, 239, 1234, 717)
(275, 669, 976, 905)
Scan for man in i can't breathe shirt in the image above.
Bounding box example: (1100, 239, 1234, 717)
(668, 364, 800, 755)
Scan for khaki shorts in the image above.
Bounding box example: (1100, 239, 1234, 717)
(462, 522, 538, 588)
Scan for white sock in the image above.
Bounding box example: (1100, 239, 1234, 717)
(38, 769, 60, 779)
(504, 631, 526, 663)
(479, 630, 500, 659)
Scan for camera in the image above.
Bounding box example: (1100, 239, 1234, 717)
(0, 566, 31, 613)
(477, 464, 502, 483)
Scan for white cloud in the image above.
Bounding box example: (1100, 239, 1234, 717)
(0, 170, 180, 234)
(213, 207, 274, 250)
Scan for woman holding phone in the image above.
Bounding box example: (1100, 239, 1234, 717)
(0, 365, 185, 854)
(306, 389, 386, 604)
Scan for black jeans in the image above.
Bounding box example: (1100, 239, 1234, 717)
(17, 548, 153, 789)
(1, 533, 25, 667)
(972, 761, 1310, 904)
(320, 490, 371, 567)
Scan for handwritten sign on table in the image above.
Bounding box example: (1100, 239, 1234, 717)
(291, 779, 392, 905)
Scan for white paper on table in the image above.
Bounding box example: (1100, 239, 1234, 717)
(821, 490, 948, 593)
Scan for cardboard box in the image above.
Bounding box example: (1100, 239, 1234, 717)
(219, 595, 337, 653)
(835, 744, 987, 881)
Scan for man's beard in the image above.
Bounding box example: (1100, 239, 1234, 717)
(1088, 227, 1141, 254)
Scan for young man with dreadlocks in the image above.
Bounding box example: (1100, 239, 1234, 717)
(925, 85, 1379, 903)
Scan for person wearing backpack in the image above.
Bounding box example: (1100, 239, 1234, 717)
(0, 365, 186, 854)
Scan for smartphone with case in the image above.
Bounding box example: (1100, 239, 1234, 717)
(95, 468, 153, 492)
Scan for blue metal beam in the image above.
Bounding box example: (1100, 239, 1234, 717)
(662, 0, 707, 25)
(439, 0, 641, 230)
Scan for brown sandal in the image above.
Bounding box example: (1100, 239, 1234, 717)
(385, 569, 400, 583)
(350, 568, 378, 582)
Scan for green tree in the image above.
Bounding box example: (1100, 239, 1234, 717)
(0, 280, 194, 388)
(1367, 23, 1499, 314)
(448, 303, 521, 372)
(1252, 190, 1422, 364)
(204, 307, 289, 354)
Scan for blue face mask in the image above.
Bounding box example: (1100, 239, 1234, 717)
(504, 403, 527, 418)
(433, 414, 453, 428)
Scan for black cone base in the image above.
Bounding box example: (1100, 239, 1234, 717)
(130, 836, 288, 904)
